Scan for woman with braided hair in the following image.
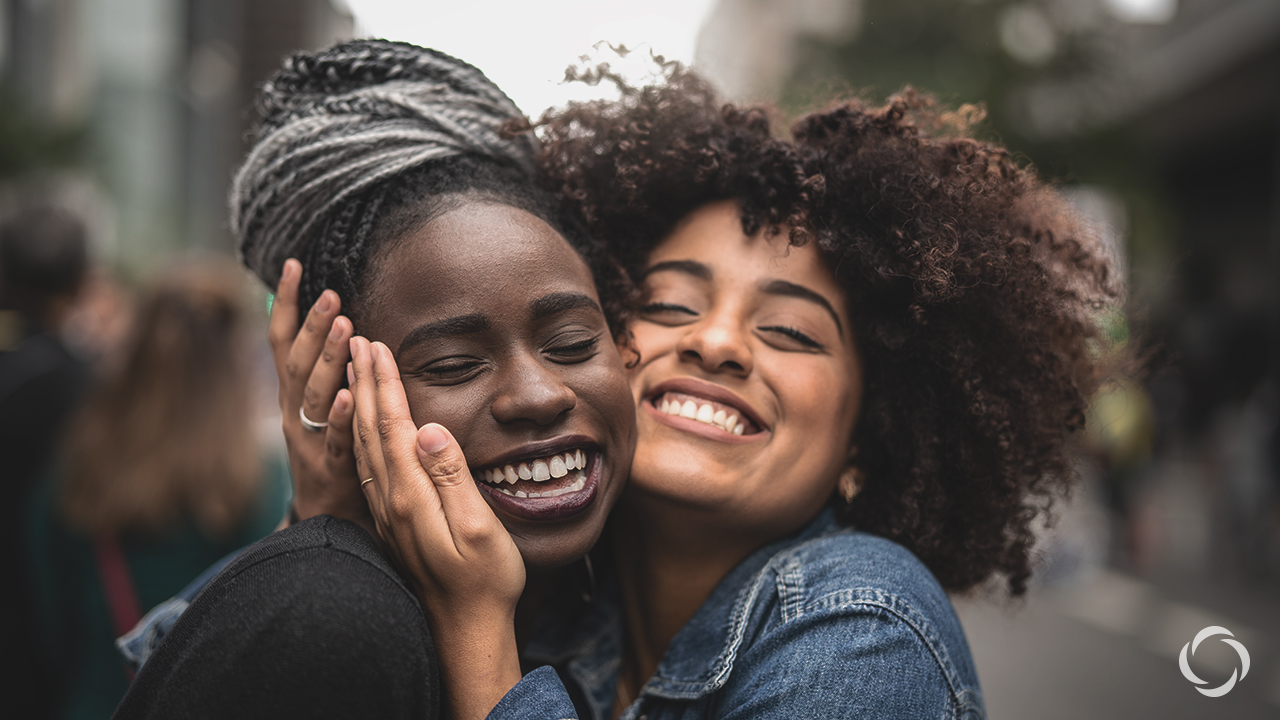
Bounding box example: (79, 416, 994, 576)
(113, 40, 636, 719)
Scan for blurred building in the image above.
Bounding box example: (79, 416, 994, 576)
(1, 0, 352, 268)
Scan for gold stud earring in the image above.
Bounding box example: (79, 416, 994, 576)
(838, 467, 862, 504)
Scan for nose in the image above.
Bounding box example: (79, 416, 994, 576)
(490, 354, 578, 425)
(676, 309, 753, 377)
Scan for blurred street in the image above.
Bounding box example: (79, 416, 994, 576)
(958, 452, 1280, 718)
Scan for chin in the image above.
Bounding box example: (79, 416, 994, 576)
(511, 518, 606, 572)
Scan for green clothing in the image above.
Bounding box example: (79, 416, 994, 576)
(24, 454, 291, 720)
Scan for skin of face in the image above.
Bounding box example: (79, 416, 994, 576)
(359, 200, 636, 570)
(626, 200, 863, 543)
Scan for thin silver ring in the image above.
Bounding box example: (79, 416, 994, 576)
(361, 477, 375, 487)
(299, 406, 329, 432)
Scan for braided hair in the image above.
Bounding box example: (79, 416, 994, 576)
(232, 39, 627, 331)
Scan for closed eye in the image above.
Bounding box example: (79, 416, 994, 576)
(547, 335, 601, 363)
(411, 358, 485, 382)
(759, 325, 824, 350)
(641, 302, 699, 319)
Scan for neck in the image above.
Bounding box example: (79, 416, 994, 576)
(610, 495, 759, 698)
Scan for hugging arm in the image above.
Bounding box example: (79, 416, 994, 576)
(349, 337, 527, 720)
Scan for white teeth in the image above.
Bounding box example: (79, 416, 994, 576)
(532, 460, 550, 482)
(482, 452, 591, 490)
(540, 475, 586, 497)
(515, 490, 527, 498)
(658, 394, 751, 435)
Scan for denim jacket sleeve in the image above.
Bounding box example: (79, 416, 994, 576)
(486, 666, 579, 720)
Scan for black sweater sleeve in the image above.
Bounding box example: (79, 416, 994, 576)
(113, 516, 440, 720)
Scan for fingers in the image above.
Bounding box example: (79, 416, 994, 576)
(282, 288, 342, 418)
(268, 259, 302, 381)
(325, 388, 356, 465)
(302, 314, 352, 431)
(350, 336, 391, 509)
(415, 424, 499, 550)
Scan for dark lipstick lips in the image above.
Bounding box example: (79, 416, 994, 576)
(475, 450, 602, 522)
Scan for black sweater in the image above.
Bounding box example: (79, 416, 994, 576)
(113, 516, 441, 720)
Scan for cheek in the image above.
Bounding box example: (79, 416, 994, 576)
(404, 386, 486, 441)
(580, 351, 637, 431)
(781, 366, 859, 450)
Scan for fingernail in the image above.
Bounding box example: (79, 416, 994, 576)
(334, 391, 350, 413)
(283, 259, 298, 279)
(316, 291, 333, 314)
(328, 319, 344, 342)
(346, 362, 354, 385)
(418, 423, 450, 455)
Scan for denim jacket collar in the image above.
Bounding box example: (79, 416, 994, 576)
(523, 510, 845, 714)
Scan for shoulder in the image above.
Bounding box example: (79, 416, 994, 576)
(116, 516, 440, 719)
(775, 529, 954, 619)
(185, 515, 426, 644)
(742, 529, 985, 717)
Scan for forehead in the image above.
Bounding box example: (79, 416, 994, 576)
(362, 202, 597, 341)
(649, 202, 841, 299)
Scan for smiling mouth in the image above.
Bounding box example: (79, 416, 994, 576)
(475, 448, 593, 498)
(651, 392, 763, 435)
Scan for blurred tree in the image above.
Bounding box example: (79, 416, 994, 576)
(0, 87, 85, 180)
(777, 0, 1182, 334)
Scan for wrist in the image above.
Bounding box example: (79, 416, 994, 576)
(429, 613, 522, 720)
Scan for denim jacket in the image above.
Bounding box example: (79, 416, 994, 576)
(493, 510, 985, 720)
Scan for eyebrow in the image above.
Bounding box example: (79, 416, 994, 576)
(398, 313, 490, 355)
(643, 260, 712, 281)
(761, 279, 844, 335)
(644, 259, 844, 335)
(396, 292, 603, 356)
(530, 291, 603, 320)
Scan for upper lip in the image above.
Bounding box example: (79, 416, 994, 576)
(470, 434, 598, 471)
(646, 378, 769, 432)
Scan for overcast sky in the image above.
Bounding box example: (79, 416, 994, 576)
(340, 0, 720, 116)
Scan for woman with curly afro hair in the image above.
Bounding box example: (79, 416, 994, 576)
(345, 60, 1119, 720)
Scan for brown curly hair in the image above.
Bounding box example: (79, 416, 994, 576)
(536, 66, 1119, 595)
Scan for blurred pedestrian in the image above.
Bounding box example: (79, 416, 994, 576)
(0, 201, 95, 719)
(24, 260, 290, 720)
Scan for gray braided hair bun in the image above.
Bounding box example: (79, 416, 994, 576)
(232, 39, 536, 289)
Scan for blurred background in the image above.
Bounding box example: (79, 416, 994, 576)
(0, 0, 1276, 717)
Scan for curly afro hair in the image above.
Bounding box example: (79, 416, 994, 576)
(537, 66, 1119, 595)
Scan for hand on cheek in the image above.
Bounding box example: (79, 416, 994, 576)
(348, 336, 526, 720)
